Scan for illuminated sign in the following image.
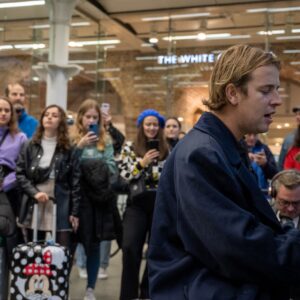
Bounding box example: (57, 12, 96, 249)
(157, 53, 215, 65)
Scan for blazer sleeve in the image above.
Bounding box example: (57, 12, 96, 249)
(174, 144, 300, 285)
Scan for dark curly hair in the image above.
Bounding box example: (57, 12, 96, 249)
(32, 105, 71, 150)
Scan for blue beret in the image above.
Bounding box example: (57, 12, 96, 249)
(136, 109, 165, 128)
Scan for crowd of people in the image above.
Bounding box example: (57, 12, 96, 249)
(0, 44, 300, 300)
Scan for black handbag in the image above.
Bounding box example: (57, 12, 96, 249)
(0, 192, 16, 237)
(129, 175, 147, 200)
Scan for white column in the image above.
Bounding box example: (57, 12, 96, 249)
(33, 0, 82, 109)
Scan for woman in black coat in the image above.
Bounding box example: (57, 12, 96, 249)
(16, 105, 81, 249)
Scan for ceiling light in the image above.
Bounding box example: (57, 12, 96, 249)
(30, 22, 91, 30)
(134, 84, 158, 88)
(68, 40, 120, 47)
(276, 125, 282, 129)
(295, 71, 300, 75)
(141, 43, 154, 47)
(276, 36, 300, 40)
(178, 117, 184, 122)
(0, 1, 45, 8)
(290, 61, 300, 65)
(284, 123, 290, 127)
(162, 33, 250, 41)
(283, 49, 300, 53)
(247, 7, 300, 13)
(142, 13, 210, 22)
(69, 60, 102, 64)
(149, 37, 158, 44)
(257, 30, 285, 35)
(197, 32, 207, 40)
(14, 43, 45, 49)
(97, 68, 120, 72)
(135, 56, 158, 61)
(0, 45, 13, 50)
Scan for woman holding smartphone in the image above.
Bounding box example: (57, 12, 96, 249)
(16, 104, 81, 247)
(118, 109, 168, 300)
(72, 99, 118, 300)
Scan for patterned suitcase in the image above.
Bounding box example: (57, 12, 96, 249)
(10, 201, 70, 300)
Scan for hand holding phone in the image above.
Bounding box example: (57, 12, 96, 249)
(89, 124, 99, 137)
(146, 139, 159, 151)
(101, 103, 110, 114)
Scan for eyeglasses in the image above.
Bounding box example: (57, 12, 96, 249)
(277, 199, 300, 208)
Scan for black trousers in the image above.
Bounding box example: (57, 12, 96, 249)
(119, 191, 155, 300)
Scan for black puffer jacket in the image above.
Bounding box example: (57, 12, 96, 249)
(78, 159, 122, 253)
(16, 140, 81, 230)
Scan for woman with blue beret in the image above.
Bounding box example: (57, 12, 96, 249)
(117, 109, 169, 300)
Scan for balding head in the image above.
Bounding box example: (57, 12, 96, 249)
(5, 83, 25, 105)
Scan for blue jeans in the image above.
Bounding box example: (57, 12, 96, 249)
(100, 240, 111, 269)
(76, 241, 111, 269)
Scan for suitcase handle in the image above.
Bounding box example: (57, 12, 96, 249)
(33, 196, 57, 243)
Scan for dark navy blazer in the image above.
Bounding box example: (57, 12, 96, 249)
(148, 112, 300, 300)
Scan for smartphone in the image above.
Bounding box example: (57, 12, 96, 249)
(146, 139, 159, 151)
(101, 103, 110, 114)
(89, 124, 99, 137)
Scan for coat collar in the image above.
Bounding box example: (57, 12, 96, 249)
(194, 112, 242, 167)
(194, 112, 281, 230)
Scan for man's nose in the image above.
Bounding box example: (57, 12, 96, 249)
(287, 204, 295, 212)
(272, 91, 282, 106)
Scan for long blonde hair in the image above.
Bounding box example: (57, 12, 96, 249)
(72, 99, 108, 151)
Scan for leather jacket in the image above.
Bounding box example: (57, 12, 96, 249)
(16, 140, 81, 230)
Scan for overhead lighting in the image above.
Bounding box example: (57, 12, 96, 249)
(31, 21, 91, 29)
(135, 56, 158, 61)
(149, 37, 158, 44)
(0, 28, 3, 31)
(0, 1, 45, 8)
(283, 49, 300, 53)
(247, 7, 300, 13)
(276, 36, 300, 40)
(290, 61, 300, 65)
(284, 123, 290, 127)
(142, 12, 210, 22)
(14, 43, 45, 49)
(162, 33, 250, 41)
(97, 68, 120, 72)
(295, 71, 300, 75)
(197, 32, 207, 40)
(292, 29, 300, 33)
(134, 84, 158, 88)
(0, 45, 13, 50)
(68, 40, 120, 47)
(98, 77, 120, 81)
(276, 125, 282, 129)
(257, 30, 285, 35)
(69, 60, 103, 64)
(178, 117, 184, 122)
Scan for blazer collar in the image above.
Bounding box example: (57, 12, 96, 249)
(194, 112, 281, 230)
(194, 112, 242, 167)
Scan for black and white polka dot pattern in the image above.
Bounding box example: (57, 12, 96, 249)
(10, 242, 70, 300)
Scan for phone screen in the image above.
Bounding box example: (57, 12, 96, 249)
(89, 124, 99, 137)
(101, 103, 110, 114)
(146, 139, 159, 151)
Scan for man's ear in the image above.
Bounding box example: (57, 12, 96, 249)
(225, 83, 240, 106)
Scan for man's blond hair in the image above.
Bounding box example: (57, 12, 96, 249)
(203, 44, 280, 111)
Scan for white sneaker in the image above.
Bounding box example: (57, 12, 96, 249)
(78, 267, 87, 279)
(98, 267, 108, 279)
(84, 288, 96, 300)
